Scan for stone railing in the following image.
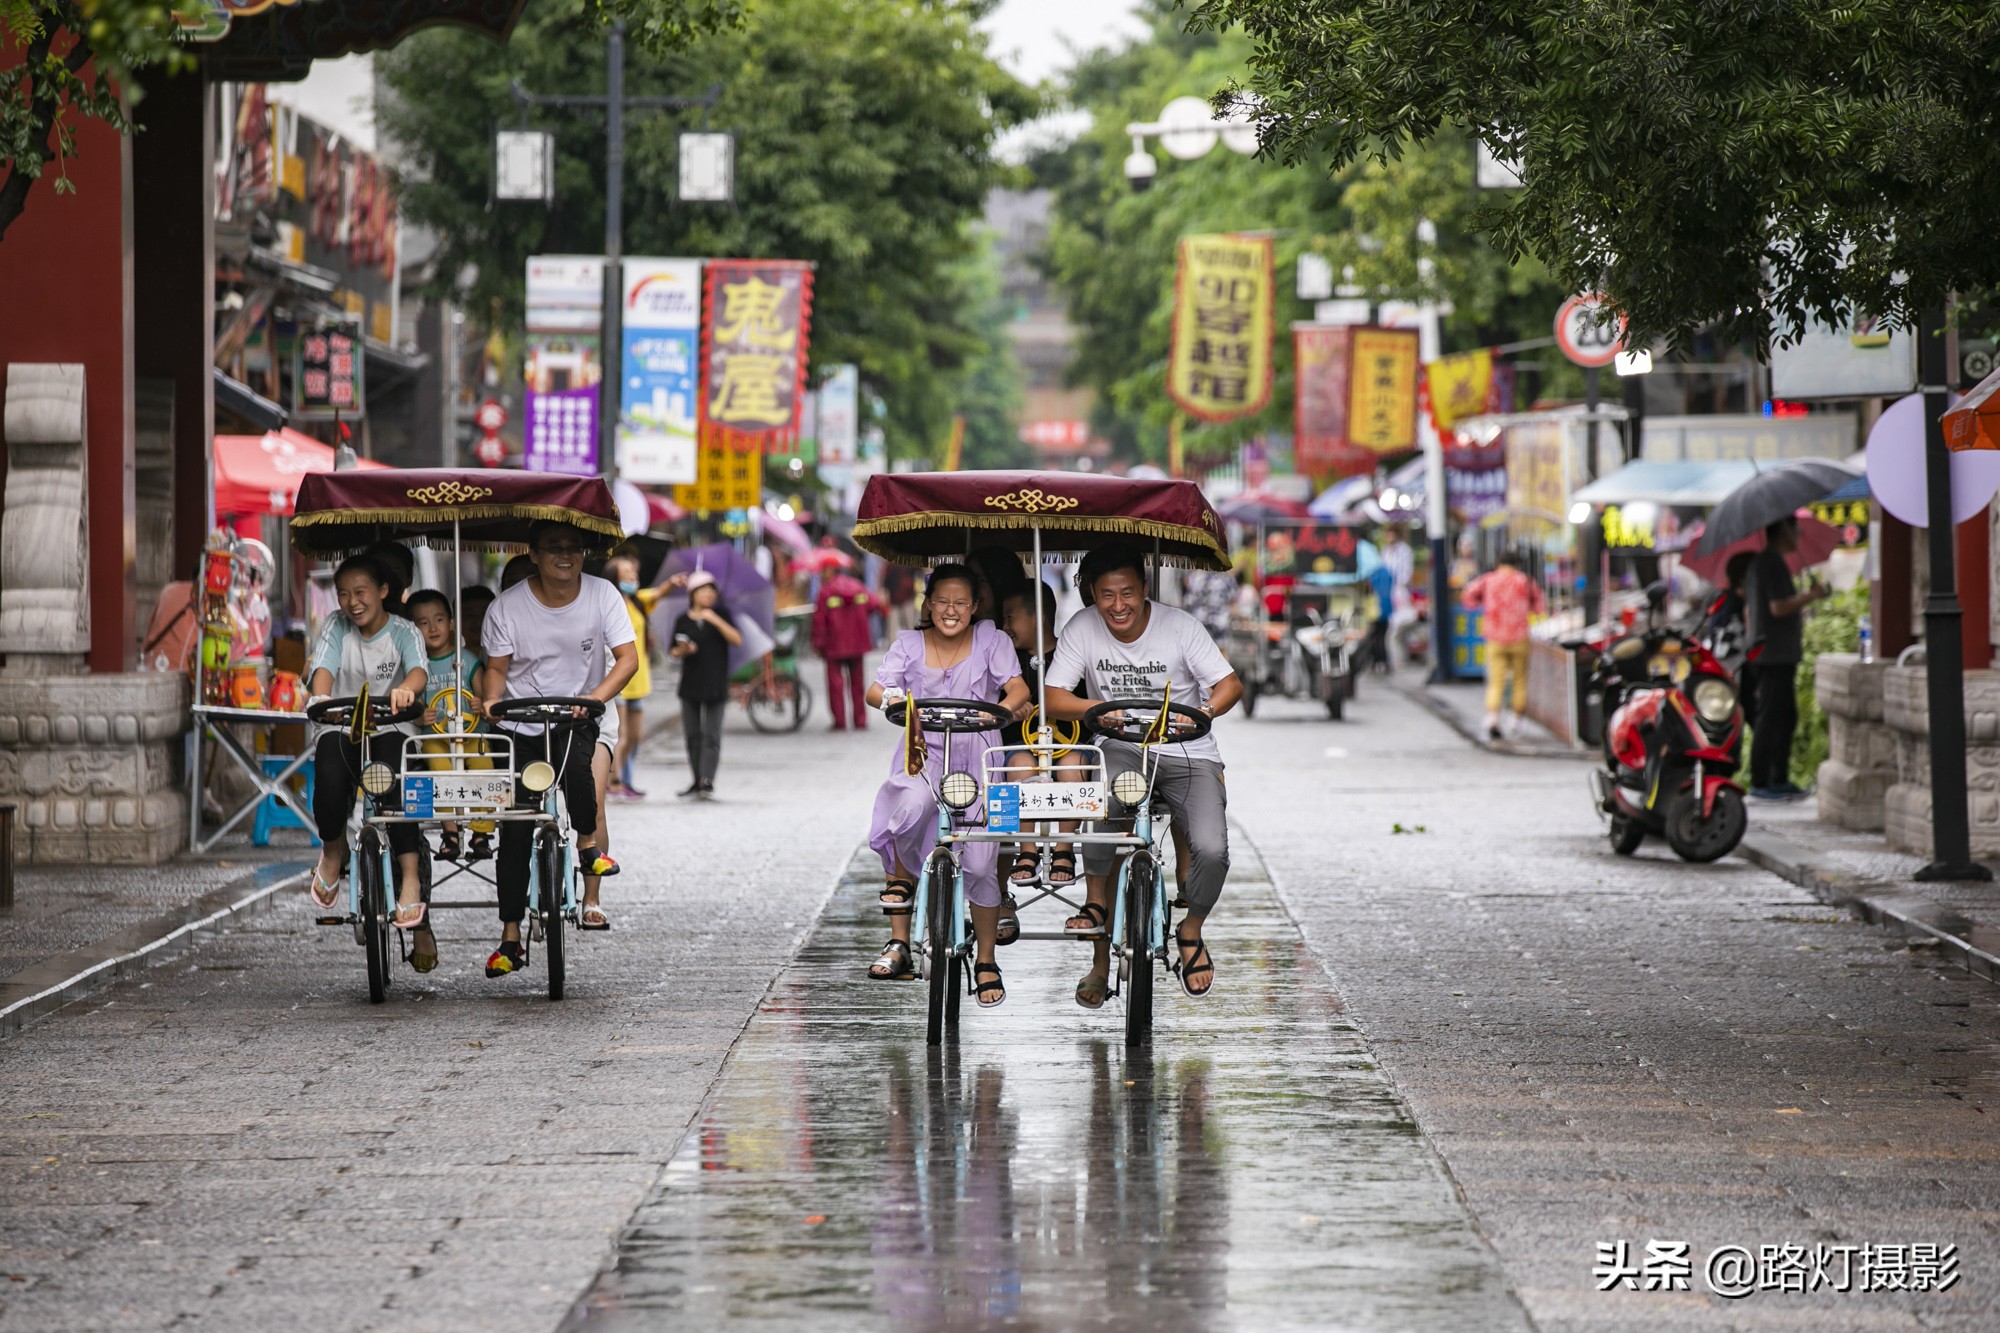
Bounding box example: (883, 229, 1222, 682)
(1876, 663, 2000, 859)
(1814, 654, 1896, 831)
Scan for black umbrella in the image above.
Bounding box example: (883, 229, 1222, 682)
(1691, 458, 1859, 556)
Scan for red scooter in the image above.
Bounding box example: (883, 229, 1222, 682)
(1573, 624, 1748, 862)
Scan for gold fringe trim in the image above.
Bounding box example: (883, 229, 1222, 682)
(293, 504, 624, 540)
(852, 510, 1227, 569)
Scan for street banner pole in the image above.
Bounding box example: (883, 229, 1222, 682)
(1916, 303, 1990, 881)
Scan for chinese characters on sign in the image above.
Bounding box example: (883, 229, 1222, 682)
(618, 258, 703, 484)
(1168, 234, 1274, 422)
(702, 260, 814, 439)
(673, 429, 764, 513)
(1425, 348, 1515, 432)
(1348, 327, 1420, 453)
(524, 388, 600, 478)
(1294, 324, 1369, 478)
(293, 324, 363, 421)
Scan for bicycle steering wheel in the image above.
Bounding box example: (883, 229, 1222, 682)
(488, 696, 608, 728)
(306, 695, 426, 728)
(1083, 698, 1213, 745)
(882, 696, 1013, 732)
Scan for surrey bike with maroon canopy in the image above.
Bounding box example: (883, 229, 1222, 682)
(854, 471, 1229, 1047)
(291, 469, 625, 1003)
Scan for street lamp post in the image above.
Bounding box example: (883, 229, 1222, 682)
(506, 24, 724, 482)
(1122, 95, 1260, 189)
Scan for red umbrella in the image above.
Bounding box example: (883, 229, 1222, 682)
(796, 547, 855, 575)
(1680, 510, 1841, 584)
(213, 428, 387, 518)
(1217, 488, 1315, 526)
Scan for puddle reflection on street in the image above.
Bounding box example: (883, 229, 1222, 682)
(566, 849, 1526, 1330)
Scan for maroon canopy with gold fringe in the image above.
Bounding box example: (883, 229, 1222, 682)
(853, 471, 1228, 569)
(290, 468, 623, 556)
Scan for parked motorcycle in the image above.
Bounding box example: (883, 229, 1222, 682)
(1570, 621, 1748, 863)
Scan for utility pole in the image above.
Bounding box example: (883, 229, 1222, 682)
(1580, 365, 1602, 627)
(513, 34, 720, 485)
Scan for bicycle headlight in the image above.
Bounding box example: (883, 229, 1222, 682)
(521, 760, 556, 794)
(1692, 677, 1736, 724)
(1112, 769, 1152, 807)
(940, 770, 980, 810)
(360, 762, 396, 797)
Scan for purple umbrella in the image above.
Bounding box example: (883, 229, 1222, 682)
(653, 543, 776, 674)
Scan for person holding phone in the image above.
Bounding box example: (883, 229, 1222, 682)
(669, 571, 743, 800)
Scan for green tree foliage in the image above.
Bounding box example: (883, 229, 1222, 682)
(1036, 3, 1562, 467)
(1187, 0, 2000, 350)
(0, 0, 185, 240)
(380, 0, 1035, 464)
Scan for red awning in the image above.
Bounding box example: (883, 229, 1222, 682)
(213, 429, 385, 518)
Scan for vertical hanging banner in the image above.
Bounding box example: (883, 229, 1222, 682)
(1348, 326, 1421, 453)
(673, 427, 764, 512)
(1424, 348, 1498, 433)
(524, 255, 604, 476)
(701, 259, 815, 444)
(1167, 233, 1274, 422)
(1293, 324, 1370, 478)
(618, 258, 703, 484)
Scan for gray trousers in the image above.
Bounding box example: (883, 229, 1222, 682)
(683, 699, 726, 785)
(1081, 742, 1229, 915)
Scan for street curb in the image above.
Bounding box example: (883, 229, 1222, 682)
(1737, 829, 2000, 986)
(0, 860, 312, 1036)
(1386, 673, 1589, 761)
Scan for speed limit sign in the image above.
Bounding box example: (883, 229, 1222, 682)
(1554, 293, 1625, 368)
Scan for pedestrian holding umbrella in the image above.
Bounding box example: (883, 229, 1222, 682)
(1690, 458, 1860, 556)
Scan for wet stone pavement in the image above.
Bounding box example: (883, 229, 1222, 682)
(566, 845, 1529, 1332)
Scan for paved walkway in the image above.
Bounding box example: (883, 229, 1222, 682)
(565, 845, 1528, 1331)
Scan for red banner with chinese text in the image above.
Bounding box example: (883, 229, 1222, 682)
(700, 259, 815, 451)
(1293, 325, 1375, 480)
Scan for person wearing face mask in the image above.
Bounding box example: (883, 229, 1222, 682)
(863, 564, 1029, 1007)
(604, 551, 687, 800)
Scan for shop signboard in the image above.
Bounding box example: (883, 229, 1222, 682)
(1770, 317, 1917, 400)
(293, 321, 363, 420)
(674, 429, 763, 513)
(1168, 233, 1275, 422)
(617, 258, 702, 484)
(524, 255, 604, 476)
(702, 259, 814, 440)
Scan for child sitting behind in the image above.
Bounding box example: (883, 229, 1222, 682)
(406, 589, 492, 862)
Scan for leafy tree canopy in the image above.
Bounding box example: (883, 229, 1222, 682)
(380, 0, 1036, 463)
(1036, 2, 1562, 467)
(1187, 0, 2000, 350)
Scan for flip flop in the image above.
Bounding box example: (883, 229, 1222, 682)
(393, 899, 427, 930)
(308, 866, 342, 910)
(1074, 971, 1109, 1010)
(579, 904, 611, 931)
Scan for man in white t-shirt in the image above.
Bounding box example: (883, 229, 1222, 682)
(479, 521, 639, 977)
(1044, 544, 1242, 1003)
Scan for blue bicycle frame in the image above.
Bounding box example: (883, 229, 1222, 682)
(911, 800, 970, 978)
(1105, 792, 1168, 975)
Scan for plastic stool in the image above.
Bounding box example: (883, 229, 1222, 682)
(253, 755, 318, 847)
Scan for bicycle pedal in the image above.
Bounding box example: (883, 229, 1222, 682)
(314, 915, 350, 927)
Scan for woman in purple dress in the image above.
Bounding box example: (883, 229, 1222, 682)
(864, 564, 1028, 1005)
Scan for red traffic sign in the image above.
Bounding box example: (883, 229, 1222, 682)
(1554, 293, 1625, 368)
(474, 436, 506, 468)
(475, 398, 508, 433)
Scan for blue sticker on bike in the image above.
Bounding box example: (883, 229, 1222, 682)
(987, 783, 1020, 833)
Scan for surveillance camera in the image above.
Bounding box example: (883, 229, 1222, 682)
(1123, 148, 1157, 192)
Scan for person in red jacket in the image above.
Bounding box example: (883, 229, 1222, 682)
(813, 570, 877, 730)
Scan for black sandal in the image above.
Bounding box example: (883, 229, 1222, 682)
(437, 829, 462, 861)
(869, 939, 913, 980)
(973, 961, 1006, 1008)
(1064, 901, 1107, 937)
(1047, 849, 1078, 885)
(878, 878, 915, 916)
(1009, 851, 1039, 884)
(996, 893, 1020, 947)
(467, 830, 494, 862)
(1174, 927, 1215, 998)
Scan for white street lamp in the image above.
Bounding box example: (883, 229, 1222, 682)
(1123, 94, 1261, 190)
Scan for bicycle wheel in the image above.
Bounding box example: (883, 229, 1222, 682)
(924, 849, 956, 1047)
(538, 830, 566, 1001)
(1122, 857, 1156, 1048)
(746, 678, 789, 733)
(358, 828, 390, 1005)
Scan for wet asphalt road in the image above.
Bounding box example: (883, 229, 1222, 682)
(6, 673, 2000, 1330)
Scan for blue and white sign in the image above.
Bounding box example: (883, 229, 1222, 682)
(986, 783, 1021, 834)
(617, 258, 702, 484)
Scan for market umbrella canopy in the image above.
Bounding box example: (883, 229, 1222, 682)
(1689, 458, 1859, 557)
(1681, 512, 1842, 584)
(291, 468, 623, 556)
(853, 470, 1228, 570)
(1944, 364, 2000, 452)
(214, 428, 387, 518)
(1216, 488, 1315, 526)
